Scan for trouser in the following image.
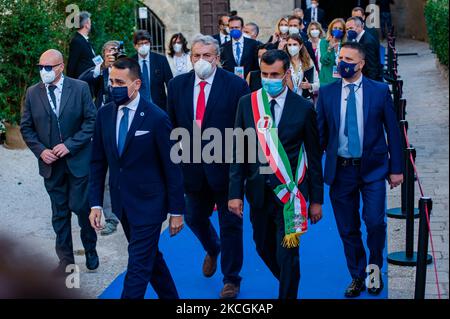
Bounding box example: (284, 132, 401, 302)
(120, 211, 179, 299)
(103, 170, 119, 225)
(43, 159, 97, 265)
(184, 182, 243, 286)
(249, 187, 300, 299)
(330, 164, 387, 280)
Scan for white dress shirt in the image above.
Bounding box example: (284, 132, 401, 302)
(266, 86, 288, 127)
(45, 75, 64, 116)
(356, 30, 366, 43)
(220, 32, 230, 45)
(193, 68, 217, 117)
(338, 75, 364, 158)
(138, 54, 151, 82)
(312, 7, 318, 22)
(116, 93, 140, 146)
(232, 36, 245, 65)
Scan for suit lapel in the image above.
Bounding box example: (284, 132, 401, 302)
(110, 104, 119, 160)
(59, 78, 73, 118)
(121, 99, 148, 157)
(362, 77, 370, 138)
(38, 83, 52, 117)
(187, 72, 195, 122)
(277, 89, 295, 131)
(333, 80, 343, 130)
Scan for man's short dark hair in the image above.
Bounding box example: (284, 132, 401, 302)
(352, 6, 366, 16)
(246, 22, 260, 37)
(229, 15, 244, 27)
(112, 57, 141, 80)
(218, 15, 228, 26)
(341, 42, 366, 59)
(258, 42, 277, 52)
(133, 30, 151, 45)
(288, 15, 302, 25)
(261, 49, 290, 72)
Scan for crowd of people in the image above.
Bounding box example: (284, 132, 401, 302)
(19, 0, 403, 300)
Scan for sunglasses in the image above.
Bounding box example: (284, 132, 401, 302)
(37, 63, 62, 72)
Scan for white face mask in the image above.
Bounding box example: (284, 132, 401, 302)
(138, 44, 150, 56)
(40, 69, 56, 84)
(288, 45, 301, 57)
(311, 3, 318, 8)
(289, 27, 300, 35)
(279, 26, 289, 34)
(310, 29, 321, 38)
(243, 33, 252, 39)
(194, 58, 214, 79)
(173, 43, 183, 53)
(225, 27, 230, 34)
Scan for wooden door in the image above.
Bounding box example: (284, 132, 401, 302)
(199, 0, 230, 35)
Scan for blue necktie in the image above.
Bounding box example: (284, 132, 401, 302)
(345, 83, 361, 157)
(142, 59, 152, 102)
(235, 42, 241, 65)
(118, 107, 129, 156)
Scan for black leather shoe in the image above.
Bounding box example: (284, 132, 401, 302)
(368, 275, 384, 295)
(344, 278, 366, 298)
(52, 261, 73, 277)
(85, 250, 99, 270)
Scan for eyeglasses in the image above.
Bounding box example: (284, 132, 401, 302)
(37, 63, 62, 72)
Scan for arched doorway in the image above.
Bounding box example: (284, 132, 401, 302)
(136, 5, 166, 54)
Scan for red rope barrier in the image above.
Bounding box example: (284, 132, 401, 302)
(403, 125, 442, 299)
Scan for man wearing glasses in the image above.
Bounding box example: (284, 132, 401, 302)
(20, 49, 98, 276)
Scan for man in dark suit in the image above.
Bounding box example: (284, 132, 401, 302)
(316, 42, 403, 298)
(89, 58, 185, 299)
(20, 49, 98, 274)
(304, 0, 325, 27)
(131, 30, 173, 111)
(167, 35, 250, 299)
(351, 7, 380, 46)
(346, 17, 383, 82)
(228, 50, 324, 299)
(67, 11, 96, 79)
(79, 40, 120, 109)
(212, 15, 231, 47)
(220, 16, 259, 79)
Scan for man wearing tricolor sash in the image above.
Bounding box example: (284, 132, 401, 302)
(228, 50, 324, 299)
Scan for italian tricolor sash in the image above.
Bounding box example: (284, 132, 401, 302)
(251, 88, 308, 248)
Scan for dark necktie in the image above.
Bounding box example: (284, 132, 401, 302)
(48, 85, 58, 116)
(118, 107, 129, 156)
(270, 99, 277, 125)
(142, 59, 152, 102)
(235, 42, 241, 65)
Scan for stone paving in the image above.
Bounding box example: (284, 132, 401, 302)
(387, 39, 449, 299)
(0, 39, 448, 299)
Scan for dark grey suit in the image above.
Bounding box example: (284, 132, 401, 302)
(20, 76, 97, 265)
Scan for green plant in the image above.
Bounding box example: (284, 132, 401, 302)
(0, 0, 140, 125)
(425, 0, 449, 66)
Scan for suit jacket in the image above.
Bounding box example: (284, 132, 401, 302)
(132, 52, 173, 111)
(228, 89, 324, 208)
(316, 76, 402, 186)
(167, 68, 250, 193)
(20, 77, 97, 179)
(78, 66, 111, 109)
(304, 7, 325, 26)
(359, 31, 383, 82)
(220, 37, 259, 78)
(212, 33, 230, 47)
(89, 97, 185, 226)
(67, 32, 96, 79)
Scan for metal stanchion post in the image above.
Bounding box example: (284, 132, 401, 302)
(414, 197, 434, 299)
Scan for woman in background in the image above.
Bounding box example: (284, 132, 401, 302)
(307, 21, 325, 73)
(166, 33, 193, 77)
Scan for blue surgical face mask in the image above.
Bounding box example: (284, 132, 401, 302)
(110, 81, 137, 106)
(338, 60, 360, 79)
(332, 29, 344, 39)
(261, 77, 285, 97)
(347, 30, 358, 41)
(230, 29, 242, 40)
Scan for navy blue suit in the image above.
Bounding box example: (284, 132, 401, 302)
(89, 96, 185, 299)
(167, 68, 250, 286)
(132, 53, 173, 111)
(317, 77, 402, 280)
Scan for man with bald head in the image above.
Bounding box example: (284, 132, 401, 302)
(21, 49, 98, 275)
